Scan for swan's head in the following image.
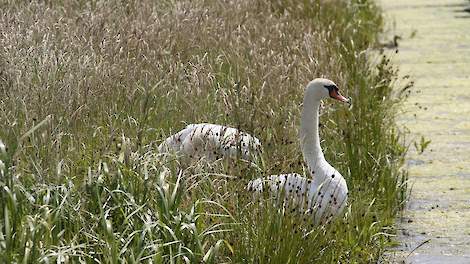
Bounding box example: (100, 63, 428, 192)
(306, 78, 349, 103)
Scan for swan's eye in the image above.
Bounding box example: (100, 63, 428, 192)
(324, 84, 338, 93)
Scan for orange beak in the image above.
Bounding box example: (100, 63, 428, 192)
(329, 89, 349, 103)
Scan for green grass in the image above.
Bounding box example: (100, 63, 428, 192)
(0, 0, 408, 262)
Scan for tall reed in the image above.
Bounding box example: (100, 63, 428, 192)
(0, 0, 408, 262)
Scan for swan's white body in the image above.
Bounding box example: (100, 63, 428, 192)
(0, 139, 6, 156)
(247, 78, 349, 225)
(247, 172, 347, 224)
(0, 139, 5, 176)
(158, 123, 261, 161)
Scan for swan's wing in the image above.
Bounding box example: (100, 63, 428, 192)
(158, 124, 200, 154)
(157, 123, 218, 154)
(247, 173, 302, 194)
(329, 173, 348, 213)
(310, 170, 348, 224)
(180, 124, 224, 159)
(159, 123, 261, 161)
(247, 172, 348, 224)
(247, 173, 314, 214)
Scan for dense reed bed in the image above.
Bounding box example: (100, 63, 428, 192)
(0, 0, 408, 262)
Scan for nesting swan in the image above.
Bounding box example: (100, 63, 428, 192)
(247, 78, 349, 225)
(158, 123, 261, 162)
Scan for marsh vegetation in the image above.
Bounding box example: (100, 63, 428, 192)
(0, 0, 408, 262)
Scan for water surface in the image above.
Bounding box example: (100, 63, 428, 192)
(379, 0, 470, 262)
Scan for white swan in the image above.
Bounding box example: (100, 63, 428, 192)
(158, 123, 261, 162)
(247, 78, 349, 225)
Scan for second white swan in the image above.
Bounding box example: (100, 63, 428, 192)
(158, 123, 261, 162)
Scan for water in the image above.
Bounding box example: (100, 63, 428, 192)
(379, 0, 470, 262)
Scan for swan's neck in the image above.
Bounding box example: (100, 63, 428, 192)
(300, 96, 328, 175)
